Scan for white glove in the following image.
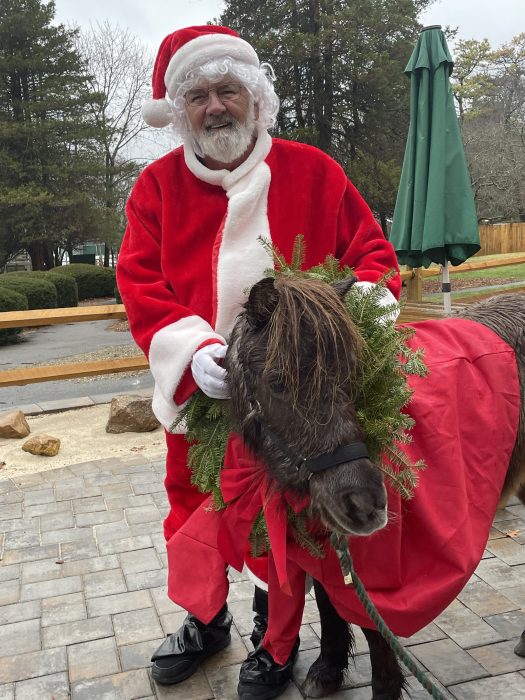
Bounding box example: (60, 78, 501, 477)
(353, 281, 400, 325)
(191, 343, 230, 399)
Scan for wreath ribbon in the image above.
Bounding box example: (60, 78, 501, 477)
(217, 434, 309, 595)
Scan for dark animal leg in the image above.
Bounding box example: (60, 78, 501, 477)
(302, 579, 352, 698)
(510, 484, 525, 656)
(362, 627, 406, 700)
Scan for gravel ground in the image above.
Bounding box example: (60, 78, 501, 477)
(32, 343, 149, 383)
(423, 276, 518, 294)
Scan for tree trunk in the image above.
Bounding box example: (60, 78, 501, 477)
(53, 247, 63, 266)
(26, 241, 45, 271)
(319, 0, 334, 154)
(290, 0, 306, 129)
(379, 211, 388, 238)
(308, 0, 323, 148)
(43, 242, 54, 270)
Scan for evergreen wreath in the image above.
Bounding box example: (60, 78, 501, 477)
(174, 236, 428, 565)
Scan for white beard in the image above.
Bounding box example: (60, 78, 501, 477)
(195, 109, 257, 164)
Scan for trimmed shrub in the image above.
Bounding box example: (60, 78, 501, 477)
(114, 284, 122, 304)
(5, 271, 78, 308)
(50, 264, 116, 300)
(0, 273, 57, 309)
(44, 273, 78, 307)
(0, 286, 28, 345)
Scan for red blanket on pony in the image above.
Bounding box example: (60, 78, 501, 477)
(167, 318, 520, 664)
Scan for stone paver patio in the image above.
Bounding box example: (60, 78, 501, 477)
(1, 454, 525, 699)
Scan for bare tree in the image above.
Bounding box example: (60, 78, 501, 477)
(453, 34, 525, 221)
(76, 21, 152, 265)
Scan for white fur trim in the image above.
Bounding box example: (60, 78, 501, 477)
(165, 34, 259, 98)
(183, 127, 274, 338)
(149, 315, 226, 431)
(354, 281, 400, 324)
(214, 160, 273, 336)
(244, 566, 313, 594)
(141, 97, 173, 128)
(244, 565, 268, 592)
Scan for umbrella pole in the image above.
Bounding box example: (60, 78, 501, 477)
(442, 261, 452, 313)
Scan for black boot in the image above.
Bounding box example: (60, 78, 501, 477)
(151, 604, 232, 685)
(515, 631, 525, 657)
(237, 637, 300, 700)
(250, 586, 268, 649)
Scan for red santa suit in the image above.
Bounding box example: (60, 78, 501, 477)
(117, 126, 401, 543)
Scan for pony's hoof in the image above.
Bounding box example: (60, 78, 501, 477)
(514, 631, 525, 657)
(302, 657, 345, 698)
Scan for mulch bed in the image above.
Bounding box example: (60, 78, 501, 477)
(423, 277, 517, 294)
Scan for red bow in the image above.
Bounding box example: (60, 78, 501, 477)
(217, 434, 309, 595)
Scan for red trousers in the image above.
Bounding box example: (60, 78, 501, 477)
(163, 432, 209, 541)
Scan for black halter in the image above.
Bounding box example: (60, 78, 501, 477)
(248, 400, 369, 478)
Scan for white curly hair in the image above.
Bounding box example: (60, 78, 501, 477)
(169, 57, 280, 138)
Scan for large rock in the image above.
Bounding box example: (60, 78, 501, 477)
(22, 434, 60, 456)
(0, 410, 30, 439)
(106, 395, 160, 434)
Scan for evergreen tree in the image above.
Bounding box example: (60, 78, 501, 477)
(218, 0, 432, 233)
(0, 0, 106, 270)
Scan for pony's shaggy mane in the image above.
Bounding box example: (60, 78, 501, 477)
(265, 276, 363, 410)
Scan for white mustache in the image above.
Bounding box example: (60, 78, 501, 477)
(203, 117, 235, 130)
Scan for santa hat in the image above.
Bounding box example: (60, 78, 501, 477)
(142, 25, 260, 128)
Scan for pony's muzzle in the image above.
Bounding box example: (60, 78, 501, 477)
(311, 464, 388, 537)
(340, 485, 388, 535)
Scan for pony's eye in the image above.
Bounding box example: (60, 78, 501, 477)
(265, 371, 285, 395)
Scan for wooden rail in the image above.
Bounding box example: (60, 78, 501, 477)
(397, 302, 452, 323)
(0, 255, 520, 389)
(0, 304, 126, 329)
(0, 305, 144, 387)
(403, 253, 525, 300)
(0, 356, 149, 387)
(449, 253, 525, 273)
(0, 302, 449, 387)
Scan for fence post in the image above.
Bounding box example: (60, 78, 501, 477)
(406, 267, 423, 302)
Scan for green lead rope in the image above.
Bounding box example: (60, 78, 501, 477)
(337, 543, 452, 700)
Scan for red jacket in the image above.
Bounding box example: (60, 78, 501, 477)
(117, 132, 400, 431)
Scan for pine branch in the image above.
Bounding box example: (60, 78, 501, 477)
(179, 236, 430, 568)
(378, 444, 426, 500)
(288, 508, 326, 559)
(249, 510, 271, 557)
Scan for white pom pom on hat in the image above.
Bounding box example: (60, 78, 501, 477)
(142, 25, 260, 128)
(141, 98, 173, 128)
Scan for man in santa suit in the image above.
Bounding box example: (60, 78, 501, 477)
(117, 24, 401, 698)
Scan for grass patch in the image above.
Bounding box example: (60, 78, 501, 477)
(450, 263, 525, 280)
(424, 282, 525, 303)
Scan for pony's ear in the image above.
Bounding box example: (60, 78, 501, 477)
(245, 277, 279, 329)
(332, 275, 358, 301)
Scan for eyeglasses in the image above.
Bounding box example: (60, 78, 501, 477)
(184, 82, 243, 108)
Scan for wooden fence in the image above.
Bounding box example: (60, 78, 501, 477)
(478, 222, 525, 256)
(1, 255, 523, 388)
(0, 299, 448, 388)
(0, 305, 147, 388)
(404, 253, 525, 302)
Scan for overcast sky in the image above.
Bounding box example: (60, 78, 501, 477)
(53, 0, 524, 54)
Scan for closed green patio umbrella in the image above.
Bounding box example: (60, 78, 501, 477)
(390, 25, 480, 311)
